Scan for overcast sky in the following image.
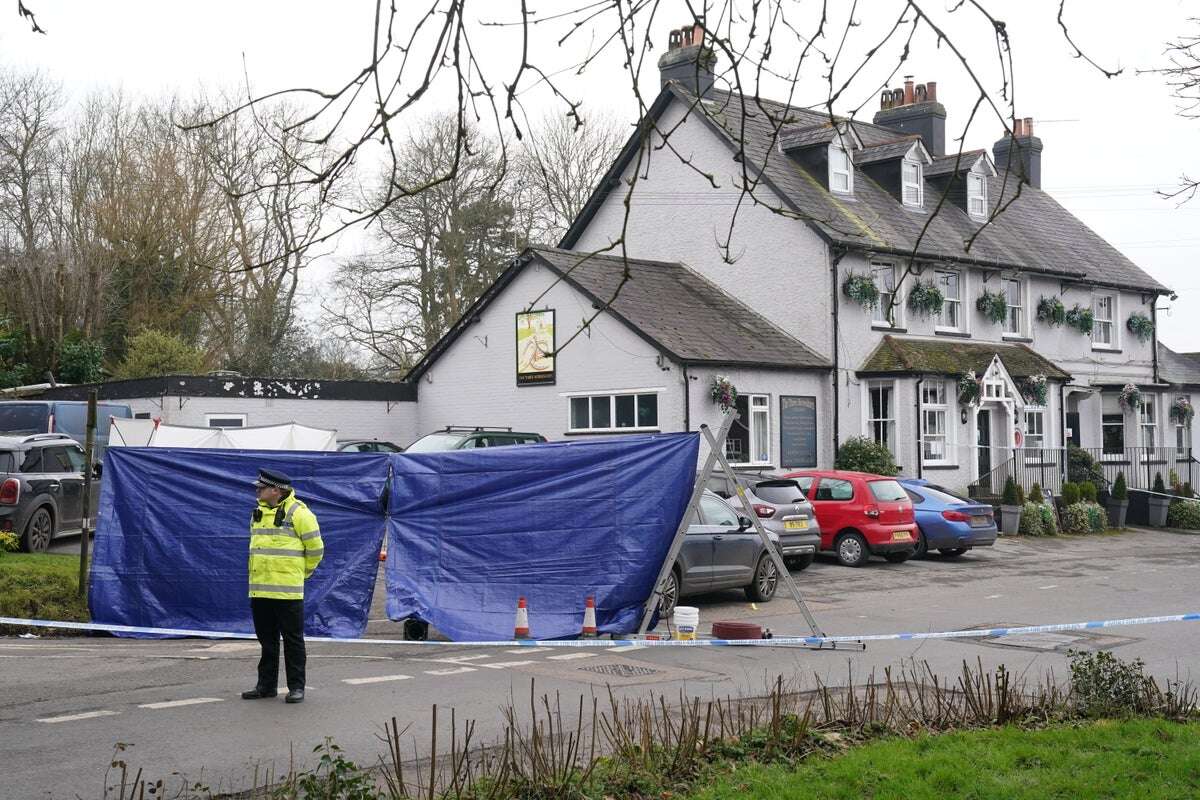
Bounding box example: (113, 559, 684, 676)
(4, 1, 1197, 350)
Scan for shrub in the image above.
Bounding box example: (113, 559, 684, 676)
(115, 328, 207, 379)
(1110, 471, 1127, 501)
(1079, 481, 1098, 503)
(1068, 649, 1157, 718)
(1001, 475, 1019, 505)
(1152, 472, 1167, 494)
(1019, 502, 1045, 536)
(1184, 482, 1195, 499)
(0, 531, 19, 556)
(57, 332, 104, 384)
(1061, 482, 1081, 506)
(1085, 502, 1107, 533)
(1166, 499, 1200, 530)
(1015, 483, 1026, 505)
(1067, 446, 1104, 487)
(1062, 503, 1090, 534)
(834, 436, 897, 476)
(1029, 483, 1045, 504)
(1039, 503, 1058, 535)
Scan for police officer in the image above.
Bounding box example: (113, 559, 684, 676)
(241, 468, 323, 704)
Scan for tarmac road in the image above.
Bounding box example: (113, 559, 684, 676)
(6, 528, 1200, 798)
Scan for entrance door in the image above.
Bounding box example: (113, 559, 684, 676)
(1066, 412, 1081, 447)
(976, 409, 992, 489)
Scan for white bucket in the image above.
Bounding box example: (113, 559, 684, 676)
(673, 605, 700, 640)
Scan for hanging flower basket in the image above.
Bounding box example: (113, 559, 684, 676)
(1036, 295, 1066, 326)
(842, 273, 879, 309)
(975, 290, 1008, 325)
(906, 279, 944, 318)
(1118, 383, 1143, 411)
(957, 370, 981, 406)
(710, 375, 738, 412)
(1126, 312, 1154, 343)
(1017, 374, 1048, 406)
(1065, 304, 1094, 335)
(1170, 396, 1194, 426)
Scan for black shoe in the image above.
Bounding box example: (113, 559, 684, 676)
(241, 688, 278, 700)
(285, 689, 305, 704)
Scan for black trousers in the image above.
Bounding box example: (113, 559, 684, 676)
(250, 597, 306, 692)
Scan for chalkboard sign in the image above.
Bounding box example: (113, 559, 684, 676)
(780, 395, 818, 468)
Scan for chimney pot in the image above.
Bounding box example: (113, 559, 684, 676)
(925, 82, 937, 102)
(1023, 117, 1034, 137)
(903, 77, 914, 105)
(1013, 118, 1023, 137)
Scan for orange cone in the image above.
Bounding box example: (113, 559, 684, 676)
(580, 596, 598, 638)
(514, 596, 530, 639)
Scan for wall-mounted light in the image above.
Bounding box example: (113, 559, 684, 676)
(960, 407, 969, 425)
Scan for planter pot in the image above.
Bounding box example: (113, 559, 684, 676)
(999, 505, 1022, 536)
(1106, 498, 1128, 529)
(1148, 496, 1172, 527)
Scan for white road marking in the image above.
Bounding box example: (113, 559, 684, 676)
(138, 698, 224, 710)
(546, 652, 597, 661)
(37, 710, 119, 724)
(506, 648, 552, 655)
(425, 667, 477, 676)
(478, 660, 535, 669)
(1039, 585, 1058, 590)
(343, 674, 413, 685)
(607, 645, 645, 652)
(186, 643, 259, 654)
(986, 594, 1002, 599)
(417, 654, 492, 664)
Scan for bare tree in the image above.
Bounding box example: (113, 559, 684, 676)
(1147, 17, 1200, 203)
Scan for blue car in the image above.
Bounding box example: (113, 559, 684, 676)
(898, 479, 998, 558)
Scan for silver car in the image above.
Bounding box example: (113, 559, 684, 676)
(658, 490, 780, 617)
(704, 472, 821, 570)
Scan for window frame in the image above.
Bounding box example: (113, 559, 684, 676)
(870, 260, 900, 327)
(967, 172, 988, 218)
(565, 389, 662, 434)
(828, 142, 853, 195)
(728, 393, 772, 467)
(865, 380, 897, 460)
(1101, 393, 1126, 458)
(1092, 293, 1118, 350)
(1001, 277, 1025, 337)
(204, 413, 247, 428)
(901, 158, 924, 208)
(1139, 396, 1158, 450)
(935, 269, 963, 332)
(920, 380, 954, 466)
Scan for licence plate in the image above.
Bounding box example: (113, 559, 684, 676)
(892, 531, 910, 541)
(784, 519, 809, 530)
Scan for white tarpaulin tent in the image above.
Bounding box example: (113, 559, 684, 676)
(108, 418, 337, 451)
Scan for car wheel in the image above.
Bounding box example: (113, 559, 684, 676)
(745, 553, 779, 602)
(938, 547, 969, 558)
(912, 528, 928, 559)
(883, 551, 911, 564)
(835, 533, 870, 567)
(22, 507, 54, 553)
(402, 618, 429, 641)
(788, 553, 815, 571)
(659, 568, 680, 618)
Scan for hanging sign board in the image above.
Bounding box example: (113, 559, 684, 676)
(780, 395, 818, 468)
(515, 309, 556, 386)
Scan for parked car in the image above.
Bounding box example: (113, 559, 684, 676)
(704, 471, 821, 570)
(0, 433, 101, 553)
(658, 490, 781, 616)
(0, 400, 132, 456)
(898, 478, 998, 558)
(782, 470, 917, 567)
(337, 439, 404, 453)
(405, 427, 547, 452)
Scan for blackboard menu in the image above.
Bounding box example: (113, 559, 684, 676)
(780, 395, 817, 468)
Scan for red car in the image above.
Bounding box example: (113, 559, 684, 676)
(782, 470, 918, 567)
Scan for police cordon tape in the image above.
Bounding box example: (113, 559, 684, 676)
(2, 613, 1199, 647)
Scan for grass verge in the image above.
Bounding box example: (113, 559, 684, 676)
(685, 719, 1200, 799)
(0, 553, 89, 635)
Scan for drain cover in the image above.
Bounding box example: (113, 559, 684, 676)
(580, 663, 662, 678)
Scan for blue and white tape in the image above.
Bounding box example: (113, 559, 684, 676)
(2, 613, 1198, 647)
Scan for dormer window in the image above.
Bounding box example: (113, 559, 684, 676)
(967, 172, 988, 218)
(829, 143, 853, 194)
(902, 158, 923, 207)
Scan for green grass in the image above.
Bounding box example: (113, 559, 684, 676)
(685, 720, 1200, 799)
(0, 553, 89, 633)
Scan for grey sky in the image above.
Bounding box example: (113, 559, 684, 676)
(5, 2, 1197, 350)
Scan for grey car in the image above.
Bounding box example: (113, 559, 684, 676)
(658, 490, 780, 617)
(0, 434, 100, 552)
(704, 472, 821, 570)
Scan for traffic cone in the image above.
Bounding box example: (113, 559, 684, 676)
(513, 596, 530, 639)
(580, 596, 598, 638)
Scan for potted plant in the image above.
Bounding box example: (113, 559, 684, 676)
(976, 290, 1008, 325)
(998, 475, 1022, 536)
(1065, 304, 1094, 335)
(1017, 374, 1048, 406)
(710, 375, 738, 412)
(1125, 312, 1154, 343)
(957, 371, 981, 406)
(1170, 396, 1194, 427)
(1148, 472, 1171, 527)
(1107, 471, 1128, 529)
(1118, 383, 1143, 412)
(842, 273, 879, 310)
(906, 279, 945, 318)
(1036, 295, 1066, 326)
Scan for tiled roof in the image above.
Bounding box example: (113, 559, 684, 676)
(858, 335, 1071, 380)
(854, 138, 922, 165)
(926, 150, 989, 177)
(674, 85, 1169, 293)
(778, 123, 839, 150)
(1158, 344, 1200, 387)
(529, 246, 829, 369)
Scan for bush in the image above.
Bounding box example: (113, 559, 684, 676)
(1068, 649, 1157, 718)
(1166, 499, 1200, 530)
(1085, 502, 1107, 533)
(1062, 504, 1090, 534)
(115, 328, 207, 379)
(57, 332, 104, 384)
(1029, 483, 1045, 504)
(1152, 472, 1167, 494)
(1061, 482, 1081, 506)
(1110, 471, 1127, 501)
(1002, 475, 1019, 505)
(834, 436, 897, 476)
(1019, 502, 1045, 536)
(1039, 503, 1058, 535)
(1067, 445, 1104, 487)
(1184, 482, 1195, 499)
(0, 531, 18, 556)
(1079, 481, 1098, 503)
(1015, 483, 1026, 505)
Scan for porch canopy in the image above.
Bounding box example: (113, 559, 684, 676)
(858, 336, 1071, 383)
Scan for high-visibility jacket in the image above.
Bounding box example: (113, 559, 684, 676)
(248, 491, 323, 600)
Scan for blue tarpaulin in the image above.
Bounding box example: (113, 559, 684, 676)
(90, 448, 390, 638)
(385, 433, 700, 640)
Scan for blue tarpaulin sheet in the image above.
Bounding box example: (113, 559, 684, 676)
(385, 433, 700, 640)
(90, 448, 390, 638)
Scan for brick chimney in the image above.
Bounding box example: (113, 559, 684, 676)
(992, 116, 1044, 188)
(657, 22, 716, 97)
(872, 76, 947, 156)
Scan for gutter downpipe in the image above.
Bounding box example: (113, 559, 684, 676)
(1151, 303, 1161, 384)
(683, 362, 691, 432)
(830, 246, 848, 463)
(915, 376, 924, 479)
